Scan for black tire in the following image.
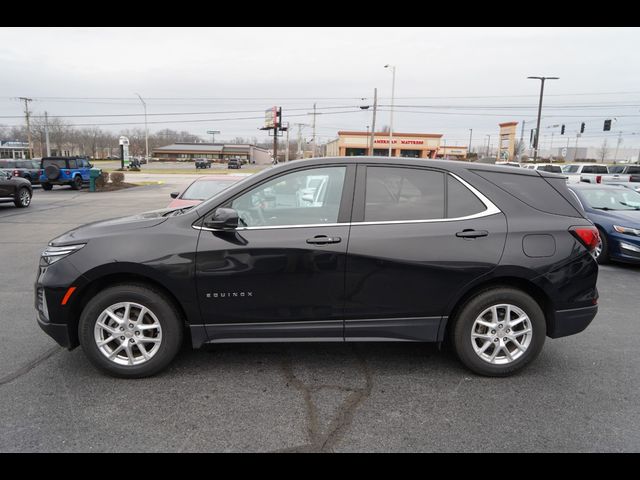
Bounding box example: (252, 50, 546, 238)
(451, 287, 546, 377)
(70, 175, 83, 190)
(41, 182, 53, 191)
(78, 284, 184, 378)
(14, 187, 31, 208)
(596, 227, 610, 265)
(44, 164, 60, 180)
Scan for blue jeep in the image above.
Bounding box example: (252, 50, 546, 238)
(40, 157, 93, 190)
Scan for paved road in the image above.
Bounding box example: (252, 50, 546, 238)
(0, 180, 639, 452)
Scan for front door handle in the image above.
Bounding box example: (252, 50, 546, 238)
(306, 235, 342, 245)
(456, 229, 489, 239)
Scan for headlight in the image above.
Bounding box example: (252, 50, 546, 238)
(613, 225, 640, 237)
(40, 243, 85, 266)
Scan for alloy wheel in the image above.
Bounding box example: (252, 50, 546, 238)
(470, 304, 533, 365)
(94, 302, 162, 366)
(20, 189, 31, 206)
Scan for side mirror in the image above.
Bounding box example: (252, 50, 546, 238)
(170, 192, 179, 199)
(204, 208, 239, 230)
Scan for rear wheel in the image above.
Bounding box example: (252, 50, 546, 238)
(41, 182, 53, 191)
(452, 287, 546, 377)
(14, 187, 31, 208)
(70, 175, 83, 190)
(78, 284, 184, 378)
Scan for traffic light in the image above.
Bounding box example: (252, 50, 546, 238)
(561, 124, 565, 135)
(604, 119, 612, 131)
(580, 122, 585, 134)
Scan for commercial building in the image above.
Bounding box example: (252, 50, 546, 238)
(324, 131, 467, 160)
(152, 143, 272, 164)
(0, 141, 30, 159)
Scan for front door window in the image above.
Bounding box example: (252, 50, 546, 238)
(228, 166, 346, 227)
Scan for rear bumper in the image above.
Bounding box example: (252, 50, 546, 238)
(548, 305, 598, 338)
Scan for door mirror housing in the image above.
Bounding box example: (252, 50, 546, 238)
(170, 191, 180, 199)
(204, 208, 239, 230)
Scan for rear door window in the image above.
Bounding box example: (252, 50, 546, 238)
(68, 159, 78, 169)
(364, 166, 445, 221)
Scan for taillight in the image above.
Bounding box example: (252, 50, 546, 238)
(64, 170, 70, 175)
(569, 226, 600, 252)
(595, 175, 602, 184)
(13, 169, 20, 176)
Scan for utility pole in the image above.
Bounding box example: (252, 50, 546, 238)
(527, 76, 559, 162)
(369, 88, 378, 155)
(285, 122, 290, 162)
(293, 123, 308, 159)
(311, 103, 317, 157)
(135, 93, 149, 161)
(19, 97, 33, 159)
(468, 129, 473, 160)
(384, 64, 396, 157)
(44, 111, 51, 157)
(486, 135, 491, 157)
(614, 131, 623, 162)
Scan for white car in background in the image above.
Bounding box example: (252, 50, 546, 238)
(562, 163, 609, 183)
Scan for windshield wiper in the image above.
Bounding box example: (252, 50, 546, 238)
(619, 202, 640, 210)
(593, 207, 614, 211)
(163, 206, 194, 217)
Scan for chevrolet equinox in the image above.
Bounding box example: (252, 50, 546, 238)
(35, 157, 600, 378)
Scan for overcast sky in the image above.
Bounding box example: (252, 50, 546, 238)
(2, 27, 640, 152)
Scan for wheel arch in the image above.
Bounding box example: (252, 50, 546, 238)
(440, 276, 555, 342)
(68, 272, 191, 348)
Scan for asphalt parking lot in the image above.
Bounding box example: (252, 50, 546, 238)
(1, 177, 639, 452)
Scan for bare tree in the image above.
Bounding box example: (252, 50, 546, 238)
(596, 139, 609, 163)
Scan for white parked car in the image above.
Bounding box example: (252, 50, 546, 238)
(562, 164, 609, 183)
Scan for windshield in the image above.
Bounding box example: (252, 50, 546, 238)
(181, 179, 238, 200)
(579, 188, 640, 211)
(563, 165, 580, 173)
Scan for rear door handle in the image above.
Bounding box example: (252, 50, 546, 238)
(456, 229, 489, 239)
(306, 235, 342, 245)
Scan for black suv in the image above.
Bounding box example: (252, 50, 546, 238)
(35, 157, 599, 378)
(0, 169, 33, 208)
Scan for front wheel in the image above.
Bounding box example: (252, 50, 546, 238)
(78, 284, 184, 378)
(14, 187, 31, 208)
(452, 287, 546, 377)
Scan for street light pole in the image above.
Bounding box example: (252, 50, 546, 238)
(384, 64, 396, 157)
(527, 76, 559, 162)
(135, 93, 149, 161)
(468, 129, 473, 159)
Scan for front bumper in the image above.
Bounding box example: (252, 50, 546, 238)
(37, 311, 74, 349)
(548, 305, 598, 338)
(609, 232, 640, 264)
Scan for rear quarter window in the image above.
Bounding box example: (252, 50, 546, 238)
(472, 170, 582, 217)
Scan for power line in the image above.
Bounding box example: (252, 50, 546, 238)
(0, 109, 364, 128)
